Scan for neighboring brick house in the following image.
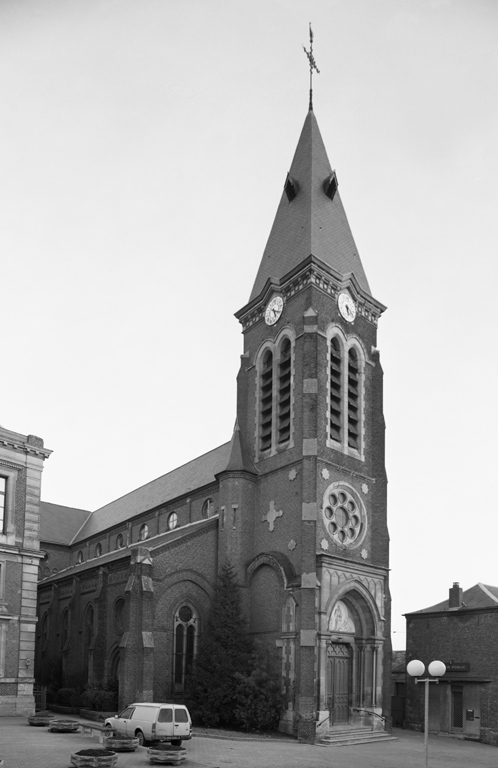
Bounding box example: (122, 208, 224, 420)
(36, 106, 391, 742)
(0, 426, 51, 714)
(405, 582, 498, 745)
(391, 650, 406, 727)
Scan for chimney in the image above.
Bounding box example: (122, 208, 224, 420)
(449, 582, 463, 609)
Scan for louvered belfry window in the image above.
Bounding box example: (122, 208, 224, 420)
(347, 348, 359, 449)
(258, 337, 293, 455)
(277, 339, 292, 445)
(329, 337, 363, 455)
(260, 349, 274, 452)
(329, 338, 342, 442)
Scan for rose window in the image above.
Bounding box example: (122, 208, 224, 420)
(322, 485, 365, 547)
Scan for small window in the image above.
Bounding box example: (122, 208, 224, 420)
(158, 708, 173, 723)
(95, 543, 102, 557)
(116, 534, 124, 549)
(168, 512, 178, 530)
(139, 523, 149, 541)
(174, 708, 188, 723)
(201, 499, 214, 518)
(118, 706, 135, 720)
(43, 567, 50, 577)
(77, 551, 84, 564)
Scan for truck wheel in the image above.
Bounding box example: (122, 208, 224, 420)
(171, 739, 182, 746)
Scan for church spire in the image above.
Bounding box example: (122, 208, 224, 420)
(249, 111, 371, 303)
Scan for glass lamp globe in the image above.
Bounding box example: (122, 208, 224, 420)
(428, 660, 446, 678)
(407, 659, 425, 677)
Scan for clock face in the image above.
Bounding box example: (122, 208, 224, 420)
(265, 296, 284, 326)
(338, 292, 356, 323)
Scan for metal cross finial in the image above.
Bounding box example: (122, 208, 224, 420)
(303, 23, 320, 111)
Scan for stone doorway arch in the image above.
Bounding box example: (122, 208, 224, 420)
(320, 584, 384, 729)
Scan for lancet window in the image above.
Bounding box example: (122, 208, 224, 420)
(328, 332, 364, 457)
(173, 604, 198, 692)
(257, 333, 294, 457)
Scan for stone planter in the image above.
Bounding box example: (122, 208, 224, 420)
(49, 718, 81, 733)
(102, 734, 139, 752)
(70, 749, 118, 768)
(146, 744, 187, 764)
(28, 713, 53, 726)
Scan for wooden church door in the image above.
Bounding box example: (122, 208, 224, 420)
(328, 644, 352, 724)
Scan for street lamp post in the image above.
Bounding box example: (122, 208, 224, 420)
(407, 659, 446, 768)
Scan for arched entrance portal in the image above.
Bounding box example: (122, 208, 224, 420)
(323, 588, 383, 727)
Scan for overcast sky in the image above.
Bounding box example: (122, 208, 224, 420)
(2, 0, 497, 648)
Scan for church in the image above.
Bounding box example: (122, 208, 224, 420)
(36, 102, 392, 742)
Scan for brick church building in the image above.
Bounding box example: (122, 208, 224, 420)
(36, 105, 391, 741)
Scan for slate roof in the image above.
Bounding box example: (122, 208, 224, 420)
(249, 110, 371, 303)
(69, 441, 232, 544)
(409, 583, 498, 614)
(40, 502, 91, 545)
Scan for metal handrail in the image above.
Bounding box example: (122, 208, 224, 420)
(351, 707, 386, 727)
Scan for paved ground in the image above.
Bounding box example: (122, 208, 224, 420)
(1, 717, 498, 768)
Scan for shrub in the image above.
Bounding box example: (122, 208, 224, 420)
(80, 680, 118, 712)
(55, 687, 80, 707)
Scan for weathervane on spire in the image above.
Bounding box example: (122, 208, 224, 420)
(303, 23, 320, 111)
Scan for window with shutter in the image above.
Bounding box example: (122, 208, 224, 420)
(278, 339, 292, 445)
(329, 338, 342, 443)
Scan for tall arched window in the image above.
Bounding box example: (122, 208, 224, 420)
(328, 333, 364, 457)
(329, 337, 342, 443)
(259, 350, 273, 452)
(277, 339, 292, 445)
(60, 609, 69, 652)
(173, 604, 198, 693)
(82, 604, 94, 683)
(257, 334, 294, 456)
(347, 348, 359, 450)
(40, 612, 49, 651)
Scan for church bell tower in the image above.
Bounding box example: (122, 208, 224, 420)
(228, 105, 391, 742)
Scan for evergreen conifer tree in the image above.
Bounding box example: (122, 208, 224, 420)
(188, 562, 252, 727)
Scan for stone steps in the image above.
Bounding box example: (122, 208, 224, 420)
(319, 727, 399, 747)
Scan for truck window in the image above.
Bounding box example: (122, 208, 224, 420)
(174, 708, 188, 723)
(158, 708, 173, 723)
(119, 707, 135, 719)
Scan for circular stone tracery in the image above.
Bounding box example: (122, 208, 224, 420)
(322, 485, 366, 547)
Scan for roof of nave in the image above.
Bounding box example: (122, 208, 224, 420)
(66, 441, 232, 544)
(410, 583, 498, 614)
(249, 109, 371, 303)
(40, 501, 91, 545)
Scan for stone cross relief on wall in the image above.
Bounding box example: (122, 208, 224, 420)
(262, 501, 283, 531)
